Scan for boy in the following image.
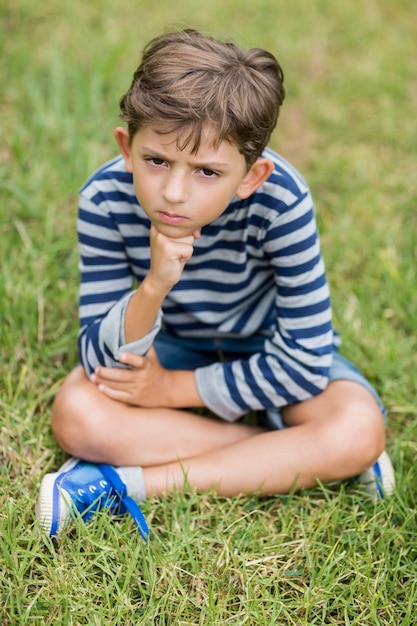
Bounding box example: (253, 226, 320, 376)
(36, 29, 394, 539)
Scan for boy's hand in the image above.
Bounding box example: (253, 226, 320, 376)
(89, 348, 173, 407)
(147, 224, 201, 293)
(123, 224, 201, 345)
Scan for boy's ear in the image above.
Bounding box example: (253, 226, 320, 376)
(235, 158, 274, 199)
(114, 126, 133, 172)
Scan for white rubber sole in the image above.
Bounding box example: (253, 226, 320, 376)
(358, 450, 395, 499)
(35, 457, 80, 535)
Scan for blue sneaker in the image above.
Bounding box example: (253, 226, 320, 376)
(357, 450, 395, 499)
(36, 458, 149, 540)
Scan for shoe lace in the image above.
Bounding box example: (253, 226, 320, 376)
(98, 464, 150, 540)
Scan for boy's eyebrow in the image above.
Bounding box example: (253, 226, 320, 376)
(139, 145, 231, 170)
(193, 160, 230, 170)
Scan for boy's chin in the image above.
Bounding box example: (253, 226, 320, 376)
(153, 221, 201, 239)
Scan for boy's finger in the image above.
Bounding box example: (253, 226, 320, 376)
(97, 383, 131, 403)
(118, 352, 146, 368)
(92, 364, 135, 382)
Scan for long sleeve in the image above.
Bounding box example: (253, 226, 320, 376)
(76, 159, 161, 375)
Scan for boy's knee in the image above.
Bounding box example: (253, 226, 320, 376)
(334, 403, 386, 473)
(50, 366, 102, 459)
(51, 383, 83, 455)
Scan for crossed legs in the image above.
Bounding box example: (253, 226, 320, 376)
(51, 365, 385, 497)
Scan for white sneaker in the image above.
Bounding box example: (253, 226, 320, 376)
(357, 450, 395, 499)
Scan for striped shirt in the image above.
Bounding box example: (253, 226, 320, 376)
(77, 148, 335, 421)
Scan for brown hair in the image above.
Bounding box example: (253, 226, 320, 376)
(119, 29, 285, 168)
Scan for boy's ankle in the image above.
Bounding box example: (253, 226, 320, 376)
(117, 466, 147, 502)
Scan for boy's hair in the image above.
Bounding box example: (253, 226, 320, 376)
(119, 29, 285, 168)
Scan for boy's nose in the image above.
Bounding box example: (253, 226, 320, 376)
(162, 172, 188, 204)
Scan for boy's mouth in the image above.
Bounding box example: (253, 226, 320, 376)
(157, 211, 187, 225)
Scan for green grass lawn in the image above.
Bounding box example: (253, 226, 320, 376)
(1, 0, 416, 623)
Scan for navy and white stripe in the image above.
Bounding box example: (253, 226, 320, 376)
(77, 149, 335, 421)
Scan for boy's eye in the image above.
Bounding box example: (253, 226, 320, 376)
(147, 157, 165, 166)
(200, 168, 218, 178)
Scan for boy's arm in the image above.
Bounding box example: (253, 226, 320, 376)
(123, 225, 198, 343)
(86, 222, 204, 407)
(77, 178, 166, 375)
(91, 348, 204, 408)
(193, 191, 334, 421)
(77, 177, 199, 386)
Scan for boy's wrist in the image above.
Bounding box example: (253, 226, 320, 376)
(140, 274, 171, 302)
(124, 276, 166, 344)
(165, 369, 204, 408)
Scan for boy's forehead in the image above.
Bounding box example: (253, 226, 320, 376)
(147, 123, 224, 146)
(137, 124, 243, 161)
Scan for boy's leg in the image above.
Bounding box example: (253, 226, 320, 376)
(142, 379, 386, 496)
(40, 361, 388, 536)
(50, 365, 266, 467)
(52, 365, 385, 495)
(39, 336, 393, 537)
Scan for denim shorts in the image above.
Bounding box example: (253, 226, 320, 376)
(153, 330, 386, 429)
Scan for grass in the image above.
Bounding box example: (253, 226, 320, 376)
(1, 0, 416, 623)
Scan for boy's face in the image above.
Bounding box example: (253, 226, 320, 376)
(115, 124, 272, 238)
